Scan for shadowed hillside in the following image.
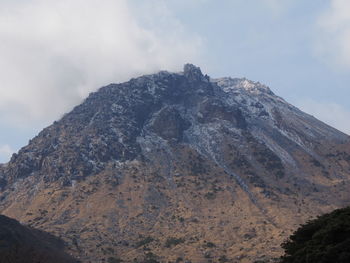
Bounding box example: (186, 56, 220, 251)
(0, 215, 77, 263)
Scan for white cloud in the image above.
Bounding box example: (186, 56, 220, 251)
(0, 144, 14, 163)
(0, 0, 202, 126)
(315, 0, 350, 69)
(296, 99, 350, 135)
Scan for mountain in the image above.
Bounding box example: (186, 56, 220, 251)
(0, 214, 76, 263)
(0, 64, 350, 262)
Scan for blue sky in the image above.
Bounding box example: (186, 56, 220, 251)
(1, 0, 350, 162)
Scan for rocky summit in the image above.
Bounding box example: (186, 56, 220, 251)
(0, 64, 350, 262)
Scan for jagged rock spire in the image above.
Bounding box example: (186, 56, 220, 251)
(183, 63, 204, 81)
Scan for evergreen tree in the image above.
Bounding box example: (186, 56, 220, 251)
(281, 207, 350, 263)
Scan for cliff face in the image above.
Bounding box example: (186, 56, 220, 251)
(0, 64, 350, 262)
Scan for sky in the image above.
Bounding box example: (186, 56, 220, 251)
(1, 0, 350, 163)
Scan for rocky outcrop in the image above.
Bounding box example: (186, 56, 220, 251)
(149, 106, 191, 141)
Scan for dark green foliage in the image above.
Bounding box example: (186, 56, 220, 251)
(254, 146, 285, 178)
(218, 255, 229, 262)
(311, 159, 323, 167)
(107, 257, 123, 263)
(205, 241, 216, 248)
(204, 192, 216, 200)
(143, 252, 160, 263)
(164, 237, 185, 248)
(231, 154, 251, 169)
(131, 252, 160, 263)
(281, 206, 350, 263)
(135, 236, 154, 248)
(189, 157, 208, 175)
(245, 132, 285, 179)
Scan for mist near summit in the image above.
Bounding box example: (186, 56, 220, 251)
(0, 0, 201, 126)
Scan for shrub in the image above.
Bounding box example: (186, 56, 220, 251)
(205, 242, 216, 248)
(218, 255, 229, 262)
(107, 257, 123, 263)
(135, 236, 154, 248)
(204, 192, 216, 200)
(164, 237, 185, 248)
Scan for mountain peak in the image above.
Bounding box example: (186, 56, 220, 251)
(183, 63, 206, 81)
(212, 77, 274, 95)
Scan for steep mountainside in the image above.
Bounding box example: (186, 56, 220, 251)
(0, 214, 76, 263)
(0, 64, 350, 262)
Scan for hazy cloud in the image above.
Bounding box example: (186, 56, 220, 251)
(0, 144, 14, 163)
(297, 99, 350, 135)
(261, 0, 293, 15)
(0, 0, 202, 126)
(315, 0, 350, 69)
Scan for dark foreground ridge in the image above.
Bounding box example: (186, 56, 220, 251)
(0, 214, 77, 263)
